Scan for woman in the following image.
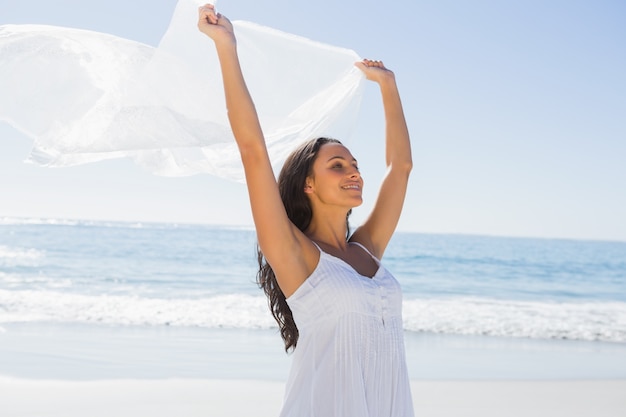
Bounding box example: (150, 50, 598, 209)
(198, 5, 414, 416)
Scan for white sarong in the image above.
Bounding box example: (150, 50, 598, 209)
(0, 0, 365, 180)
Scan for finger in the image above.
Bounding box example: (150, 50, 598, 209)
(198, 4, 217, 21)
(363, 59, 385, 68)
(198, 4, 214, 15)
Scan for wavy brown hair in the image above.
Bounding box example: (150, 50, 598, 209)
(256, 137, 351, 352)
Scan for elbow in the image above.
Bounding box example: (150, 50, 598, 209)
(388, 159, 412, 179)
(402, 161, 413, 179)
(393, 159, 413, 175)
(403, 159, 413, 174)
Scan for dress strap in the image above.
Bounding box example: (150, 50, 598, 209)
(350, 241, 381, 263)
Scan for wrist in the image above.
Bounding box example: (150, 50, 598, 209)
(376, 72, 397, 88)
(213, 35, 237, 50)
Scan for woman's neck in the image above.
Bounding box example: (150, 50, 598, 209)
(305, 212, 350, 251)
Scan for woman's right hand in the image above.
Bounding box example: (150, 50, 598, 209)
(197, 4, 235, 46)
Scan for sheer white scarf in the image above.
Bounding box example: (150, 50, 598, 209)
(0, 0, 365, 180)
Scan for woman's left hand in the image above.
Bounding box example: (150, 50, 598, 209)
(355, 59, 395, 83)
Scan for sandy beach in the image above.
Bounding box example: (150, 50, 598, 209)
(1, 378, 625, 417)
(2, 324, 626, 416)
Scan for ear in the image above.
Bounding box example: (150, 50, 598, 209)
(304, 177, 314, 194)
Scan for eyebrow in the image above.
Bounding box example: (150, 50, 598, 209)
(326, 155, 358, 163)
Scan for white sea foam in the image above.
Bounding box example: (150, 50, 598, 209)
(403, 297, 626, 343)
(0, 289, 275, 329)
(0, 246, 44, 266)
(0, 216, 145, 229)
(0, 216, 150, 229)
(0, 217, 82, 226)
(0, 273, 73, 289)
(0, 216, 253, 231)
(1, 289, 625, 343)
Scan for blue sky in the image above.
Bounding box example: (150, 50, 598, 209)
(1, 0, 625, 241)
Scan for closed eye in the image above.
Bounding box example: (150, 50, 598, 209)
(327, 155, 359, 170)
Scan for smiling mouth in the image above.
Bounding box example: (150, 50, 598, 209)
(342, 184, 361, 190)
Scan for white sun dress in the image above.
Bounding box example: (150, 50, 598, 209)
(281, 242, 414, 417)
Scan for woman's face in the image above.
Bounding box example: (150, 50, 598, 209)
(305, 143, 363, 209)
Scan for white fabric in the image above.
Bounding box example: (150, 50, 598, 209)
(283, 243, 414, 417)
(0, 0, 365, 180)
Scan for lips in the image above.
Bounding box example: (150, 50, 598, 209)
(341, 183, 361, 190)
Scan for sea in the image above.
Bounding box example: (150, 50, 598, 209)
(1, 217, 625, 381)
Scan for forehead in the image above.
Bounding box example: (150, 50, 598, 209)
(317, 143, 355, 161)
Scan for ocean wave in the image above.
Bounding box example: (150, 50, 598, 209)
(0, 245, 44, 265)
(403, 297, 626, 343)
(0, 290, 275, 329)
(0, 273, 73, 289)
(1, 289, 625, 343)
(0, 216, 163, 229)
(0, 217, 84, 226)
(0, 216, 254, 231)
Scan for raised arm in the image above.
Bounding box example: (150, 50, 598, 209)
(350, 60, 412, 259)
(197, 6, 316, 296)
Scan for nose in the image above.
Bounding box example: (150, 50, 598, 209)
(348, 167, 360, 179)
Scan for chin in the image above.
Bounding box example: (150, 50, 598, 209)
(351, 198, 363, 207)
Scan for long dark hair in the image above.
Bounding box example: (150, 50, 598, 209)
(256, 137, 351, 352)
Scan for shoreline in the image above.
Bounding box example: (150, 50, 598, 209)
(2, 323, 625, 381)
(1, 378, 624, 417)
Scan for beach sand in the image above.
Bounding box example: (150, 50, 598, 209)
(2, 325, 626, 416)
(1, 378, 625, 417)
